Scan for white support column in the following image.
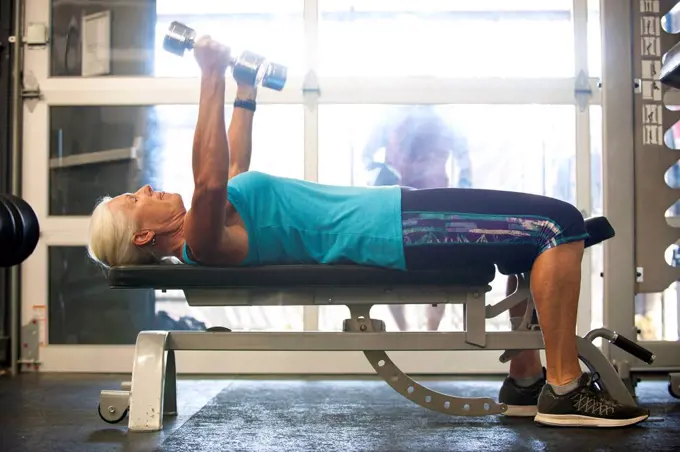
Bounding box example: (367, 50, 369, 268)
(600, 0, 637, 360)
(303, 0, 320, 331)
(573, 0, 594, 337)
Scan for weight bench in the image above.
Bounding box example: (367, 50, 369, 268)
(97, 216, 656, 431)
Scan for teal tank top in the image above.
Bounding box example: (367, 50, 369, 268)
(182, 171, 406, 270)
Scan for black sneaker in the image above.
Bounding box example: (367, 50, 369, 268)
(498, 368, 546, 417)
(534, 373, 650, 427)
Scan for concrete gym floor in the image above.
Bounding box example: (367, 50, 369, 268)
(0, 373, 678, 452)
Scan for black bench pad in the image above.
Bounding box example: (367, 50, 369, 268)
(107, 216, 614, 290)
(107, 264, 497, 290)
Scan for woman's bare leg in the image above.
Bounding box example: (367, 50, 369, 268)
(531, 240, 649, 427)
(529, 241, 583, 386)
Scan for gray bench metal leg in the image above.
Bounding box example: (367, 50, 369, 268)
(164, 349, 178, 416)
(364, 349, 505, 416)
(464, 290, 487, 348)
(347, 305, 506, 417)
(128, 331, 171, 432)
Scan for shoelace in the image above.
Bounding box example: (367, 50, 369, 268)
(580, 372, 619, 407)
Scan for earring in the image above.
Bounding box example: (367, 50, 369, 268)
(151, 237, 156, 247)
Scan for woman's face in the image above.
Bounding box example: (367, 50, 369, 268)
(108, 185, 186, 246)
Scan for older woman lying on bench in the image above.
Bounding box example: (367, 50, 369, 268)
(87, 36, 649, 428)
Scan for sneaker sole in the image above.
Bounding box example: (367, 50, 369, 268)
(534, 413, 649, 428)
(503, 404, 538, 417)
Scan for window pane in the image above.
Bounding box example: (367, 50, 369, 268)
(49, 105, 303, 216)
(588, 0, 602, 79)
(318, 1, 574, 77)
(636, 288, 680, 342)
(49, 246, 302, 345)
(51, 0, 303, 77)
(317, 104, 575, 332)
(49, 246, 156, 344)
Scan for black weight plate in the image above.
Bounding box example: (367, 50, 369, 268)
(5, 195, 40, 266)
(0, 195, 39, 267)
(0, 195, 22, 267)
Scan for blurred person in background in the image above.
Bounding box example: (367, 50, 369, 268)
(362, 106, 472, 331)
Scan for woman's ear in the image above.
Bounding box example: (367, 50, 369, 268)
(132, 229, 155, 247)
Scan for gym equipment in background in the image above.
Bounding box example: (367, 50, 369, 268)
(163, 21, 288, 91)
(0, 194, 39, 267)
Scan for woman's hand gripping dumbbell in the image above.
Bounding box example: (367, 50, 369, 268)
(163, 21, 287, 91)
(193, 35, 232, 77)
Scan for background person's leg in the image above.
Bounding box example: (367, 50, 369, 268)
(507, 275, 543, 380)
(388, 305, 408, 331)
(498, 275, 546, 416)
(426, 304, 445, 331)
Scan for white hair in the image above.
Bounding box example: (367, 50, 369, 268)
(88, 196, 157, 268)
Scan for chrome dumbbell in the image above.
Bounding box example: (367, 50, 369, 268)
(163, 21, 287, 91)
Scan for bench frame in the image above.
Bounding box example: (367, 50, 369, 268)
(98, 273, 638, 432)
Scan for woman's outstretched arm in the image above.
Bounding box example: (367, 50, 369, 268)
(184, 36, 232, 261)
(227, 85, 256, 178)
(193, 72, 229, 190)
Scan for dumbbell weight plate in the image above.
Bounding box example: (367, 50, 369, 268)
(262, 63, 287, 91)
(0, 195, 40, 267)
(163, 21, 196, 57)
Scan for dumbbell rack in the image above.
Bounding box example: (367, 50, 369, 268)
(641, 0, 680, 399)
(661, 4, 680, 88)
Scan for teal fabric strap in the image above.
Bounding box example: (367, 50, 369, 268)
(182, 242, 199, 265)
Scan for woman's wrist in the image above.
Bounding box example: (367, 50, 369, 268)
(201, 71, 226, 85)
(235, 85, 257, 100)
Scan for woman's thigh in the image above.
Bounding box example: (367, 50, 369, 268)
(399, 188, 588, 272)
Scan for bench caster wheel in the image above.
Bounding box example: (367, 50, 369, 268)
(98, 403, 128, 424)
(669, 373, 680, 399)
(98, 389, 130, 424)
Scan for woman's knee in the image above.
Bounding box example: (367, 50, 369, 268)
(554, 197, 584, 223)
(547, 198, 587, 239)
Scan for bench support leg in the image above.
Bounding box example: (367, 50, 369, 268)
(576, 336, 636, 406)
(128, 331, 171, 432)
(464, 290, 487, 348)
(347, 305, 506, 417)
(364, 350, 506, 416)
(164, 349, 178, 416)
